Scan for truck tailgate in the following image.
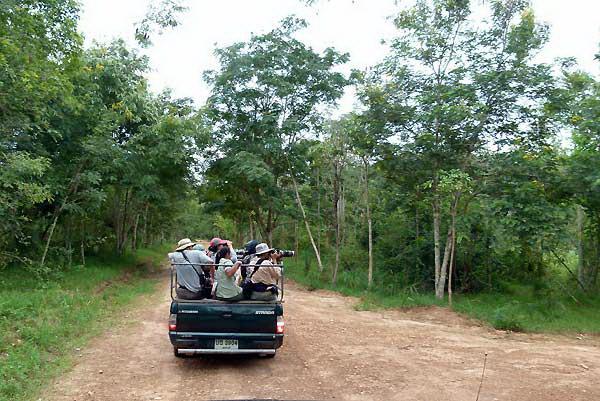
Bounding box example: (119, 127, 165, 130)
(173, 301, 282, 334)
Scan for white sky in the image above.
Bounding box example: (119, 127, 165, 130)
(79, 0, 600, 115)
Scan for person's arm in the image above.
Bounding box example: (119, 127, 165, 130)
(225, 240, 238, 262)
(271, 265, 282, 281)
(225, 261, 241, 278)
(271, 252, 283, 264)
(195, 250, 214, 281)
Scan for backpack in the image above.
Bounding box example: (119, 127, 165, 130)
(179, 251, 209, 298)
(241, 259, 263, 299)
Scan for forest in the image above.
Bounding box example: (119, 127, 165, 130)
(2, 0, 600, 318)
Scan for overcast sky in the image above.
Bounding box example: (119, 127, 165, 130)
(79, 0, 600, 114)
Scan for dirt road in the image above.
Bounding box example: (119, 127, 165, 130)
(43, 272, 600, 401)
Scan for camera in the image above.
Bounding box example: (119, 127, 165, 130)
(274, 249, 295, 258)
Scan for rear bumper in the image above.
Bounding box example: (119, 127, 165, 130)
(170, 332, 284, 353)
(177, 348, 275, 355)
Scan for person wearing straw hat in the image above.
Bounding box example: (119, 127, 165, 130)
(248, 242, 282, 301)
(168, 238, 214, 300)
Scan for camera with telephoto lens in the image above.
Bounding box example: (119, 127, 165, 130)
(274, 249, 295, 258)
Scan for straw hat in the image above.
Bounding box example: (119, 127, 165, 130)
(255, 243, 274, 255)
(175, 238, 196, 251)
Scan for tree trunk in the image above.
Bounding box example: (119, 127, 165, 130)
(40, 209, 61, 268)
(334, 224, 340, 285)
(131, 213, 140, 252)
(142, 202, 149, 247)
(291, 173, 323, 272)
(436, 225, 453, 299)
(415, 204, 420, 241)
(114, 189, 122, 254)
(294, 220, 299, 257)
(118, 189, 131, 255)
(267, 206, 274, 245)
(316, 168, 322, 260)
(576, 205, 586, 289)
(591, 222, 600, 288)
(364, 159, 374, 289)
(249, 213, 254, 240)
(433, 196, 442, 295)
(80, 220, 86, 266)
(66, 218, 73, 268)
(448, 198, 458, 306)
(436, 192, 461, 299)
(332, 161, 342, 285)
(333, 195, 341, 286)
(40, 170, 82, 267)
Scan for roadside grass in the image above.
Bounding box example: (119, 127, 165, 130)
(284, 257, 600, 334)
(283, 258, 444, 310)
(0, 246, 169, 401)
(453, 291, 600, 333)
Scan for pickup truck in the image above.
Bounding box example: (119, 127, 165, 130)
(168, 263, 285, 358)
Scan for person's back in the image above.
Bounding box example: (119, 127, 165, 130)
(169, 248, 213, 299)
(250, 258, 281, 286)
(248, 243, 281, 301)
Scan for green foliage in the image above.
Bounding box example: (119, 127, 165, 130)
(202, 17, 349, 241)
(0, 246, 167, 401)
(0, 153, 52, 261)
(135, 0, 188, 47)
(0, 1, 206, 268)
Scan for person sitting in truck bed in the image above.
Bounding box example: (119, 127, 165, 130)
(214, 246, 245, 302)
(249, 242, 282, 302)
(208, 237, 238, 262)
(240, 239, 259, 283)
(168, 238, 213, 300)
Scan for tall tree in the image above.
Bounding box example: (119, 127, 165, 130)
(203, 17, 349, 252)
(368, 0, 555, 298)
(557, 57, 600, 290)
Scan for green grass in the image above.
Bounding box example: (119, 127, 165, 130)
(284, 257, 600, 334)
(0, 246, 169, 401)
(453, 290, 600, 333)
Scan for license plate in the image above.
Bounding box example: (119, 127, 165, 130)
(214, 339, 238, 350)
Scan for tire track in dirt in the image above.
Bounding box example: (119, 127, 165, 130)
(42, 269, 600, 401)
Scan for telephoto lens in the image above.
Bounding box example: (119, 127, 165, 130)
(275, 249, 295, 258)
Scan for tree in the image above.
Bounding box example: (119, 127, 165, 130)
(342, 113, 382, 288)
(203, 17, 349, 254)
(557, 58, 600, 290)
(135, 0, 188, 48)
(367, 0, 555, 298)
(1, 3, 206, 267)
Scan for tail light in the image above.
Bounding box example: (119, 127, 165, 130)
(168, 313, 177, 331)
(276, 316, 284, 334)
